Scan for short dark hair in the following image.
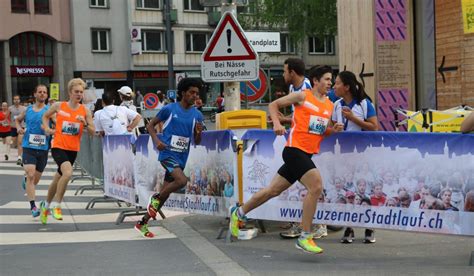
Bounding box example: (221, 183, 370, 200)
(284, 58, 305, 76)
(308, 65, 333, 86)
(177, 78, 202, 101)
(102, 92, 115, 106)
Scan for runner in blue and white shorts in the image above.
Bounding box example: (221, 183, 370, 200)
(15, 84, 51, 217)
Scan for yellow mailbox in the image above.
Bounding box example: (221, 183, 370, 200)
(216, 110, 267, 130)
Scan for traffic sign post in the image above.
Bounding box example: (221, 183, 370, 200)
(167, 90, 177, 101)
(201, 12, 259, 83)
(143, 93, 160, 109)
(240, 69, 268, 103)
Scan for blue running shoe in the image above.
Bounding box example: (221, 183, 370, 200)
(31, 206, 40, 218)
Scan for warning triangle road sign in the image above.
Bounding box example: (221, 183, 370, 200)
(202, 12, 257, 62)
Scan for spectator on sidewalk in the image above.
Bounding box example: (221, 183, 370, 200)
(94, 92, 142, 136)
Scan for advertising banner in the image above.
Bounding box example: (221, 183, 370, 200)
(134, 130, 238, 216)
(241, 130, 474, 236)
(102, 135, 136, 204)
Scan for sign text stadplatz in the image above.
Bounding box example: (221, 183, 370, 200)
(201, 12, 258, 82)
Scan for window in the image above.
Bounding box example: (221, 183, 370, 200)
(185, 32, 210, 52)
(136, 0, 160, 9)
(142, 30, 166, 52)
(34, 0, 49, 13)
(90, 0, 108, 8)
(9, 32, 54, 66)
(11, 0, 28, 13)
(308, 36, 335, 55)
(280, 34, 295, 54)
(237, 0, 256, 14)
(91, 29, 110, 52)
(183, 0, 204, 11)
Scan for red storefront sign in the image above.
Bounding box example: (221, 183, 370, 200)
(133, 71, 169, 79)
(11, 66, 53, 77)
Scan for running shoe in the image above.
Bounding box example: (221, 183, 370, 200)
(341, 227, 354, 244)
(296, 236, 324, 254)
(31, 206, 40, 218)
(364, 229, 376, 243)
(52, 206, 63, 220)
(134, 222, 154, 238)
(146, 194, 161, 219)
(21, 175, 26, 190)
(17, 157, 22, 166)
(229, 206, 246, 238)
(4, 154, 8, 161)
(312, 225, 328, 239)
(39, 201, 49, 225)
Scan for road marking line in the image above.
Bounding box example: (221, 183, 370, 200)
(0, 226, 176, 245)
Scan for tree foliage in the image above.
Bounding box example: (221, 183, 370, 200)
(239, 0, 337, 47)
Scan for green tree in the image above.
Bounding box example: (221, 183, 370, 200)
(239, 0, 337, 48)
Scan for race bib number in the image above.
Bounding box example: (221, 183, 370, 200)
(170, 135, 190, 152)
(1, 120, 8, 127)
(308, 115, 329, 135)
(61, 121, 80, 136)
(28, 134, 46, 146)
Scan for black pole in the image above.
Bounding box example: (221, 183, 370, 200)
(165, 0, 174, 90)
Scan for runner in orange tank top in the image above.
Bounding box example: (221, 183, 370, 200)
(39, 78, 95, 225)
(230, 66, 344, 254)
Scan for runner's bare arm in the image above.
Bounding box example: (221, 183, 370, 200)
(269, 92, 305, 135)
(461, 112, 474, 133)
(84, 108, 95, 135)
(42, 102, 60, 135)
(147, 117, 167, 151)
(15, 110, 26, 134)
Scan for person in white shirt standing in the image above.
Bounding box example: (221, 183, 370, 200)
(117, 86, 145, 134)
(94, 92, 142, 136)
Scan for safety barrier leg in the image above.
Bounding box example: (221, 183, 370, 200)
(74, 178, 103, 195)
(85, 195, 123, 210)
(71, 165, 94, 183)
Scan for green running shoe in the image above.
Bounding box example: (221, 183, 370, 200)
(39, 201, 49, 225)
(147, 194, 161, 219)
(51, 206, 63, 220)
(229, 206, 246, 238)
(134, 222, 154, 238)
(296, 236, 324, 254)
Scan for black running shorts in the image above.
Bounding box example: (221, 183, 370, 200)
(277, 147, 316, 184)
(22, 148, 49, 173)
(51, 148, 78, 175)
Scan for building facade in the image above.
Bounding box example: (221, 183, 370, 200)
(0, 0, 73, 103)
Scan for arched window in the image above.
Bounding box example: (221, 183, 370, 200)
(9, 32, 53, 66)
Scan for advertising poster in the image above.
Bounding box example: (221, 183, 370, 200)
(102, 135, 136, 204)
(242, 130, 474, 236)
(134, 131, 238, 216)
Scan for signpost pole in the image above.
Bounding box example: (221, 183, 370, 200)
(221, 1, 241, 111)
(164, 0, 175, 91)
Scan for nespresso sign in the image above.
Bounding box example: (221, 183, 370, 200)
(11, 66, 53, 77)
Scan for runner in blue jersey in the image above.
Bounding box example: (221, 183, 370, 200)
(14, 84, 51, 217)
(135, 78, 204, 238)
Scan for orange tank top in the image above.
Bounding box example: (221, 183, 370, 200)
(286, 89, 334, 154)
(52, 102, 86, 151)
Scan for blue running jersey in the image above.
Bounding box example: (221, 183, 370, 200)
(156, 103, 203, 168)
(22, 105, 50, 151)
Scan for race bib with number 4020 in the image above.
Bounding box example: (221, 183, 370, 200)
(170, 135, 190, 152)
(61, 121, 80, 136)
(308, 115, 329, 135)
(28, 134, 46, 146)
